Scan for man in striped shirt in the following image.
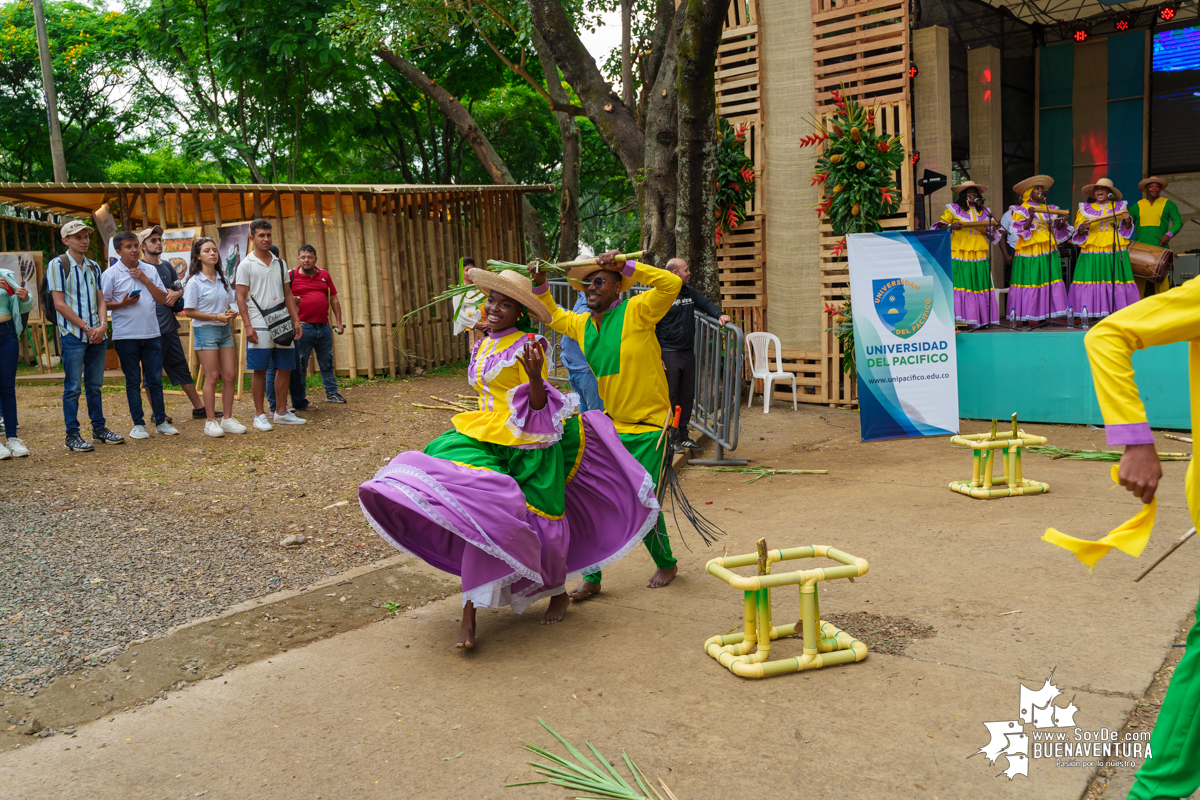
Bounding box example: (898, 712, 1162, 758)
(48, 220, 124, 452)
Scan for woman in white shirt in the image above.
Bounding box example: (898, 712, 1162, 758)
(183, 238, 246, 437)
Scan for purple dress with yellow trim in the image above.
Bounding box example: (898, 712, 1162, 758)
(1067, 200, 1140, 320)
(358, 328, 658, 612)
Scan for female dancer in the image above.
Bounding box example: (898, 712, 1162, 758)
(1007, 175, 1073, 325)
(182, 238, 247, 437)
(359, 269, 658, 649)
(1068, 178, 1139, 320)
(931, 180, 1002, 326)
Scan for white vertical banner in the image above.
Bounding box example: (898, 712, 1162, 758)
(847, 229, 959, 441)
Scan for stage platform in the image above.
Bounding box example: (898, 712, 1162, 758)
(957, 329, 1190, 430)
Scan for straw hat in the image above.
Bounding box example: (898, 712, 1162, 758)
(467, 269, 552, 324)
(1081, 177, 1122, 201)
(566, 262, 636, 293)
(1013, 175, 1054, 195)
(951, 180, 988, 196)
(1138, 176, 1170, 192)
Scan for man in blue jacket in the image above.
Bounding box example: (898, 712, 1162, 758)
(655, 258, 728, 452)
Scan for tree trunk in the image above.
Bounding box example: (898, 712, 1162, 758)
(637, 9, 681, 267)
(674, 0, 730, 303)
(526, 0, 644, 182)
(530, 25, 580, 261)
(375, 46, 550, 259)
(620, 0, 633, 109)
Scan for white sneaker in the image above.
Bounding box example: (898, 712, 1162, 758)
(156, 422, 180, 436)
(221, 417, 248, 434)
(273, 411, 307, 425)
(6, 438, 28, 458)
(204, 420, 225, 438)
(129, 425, 150, 440)
(0, 442, 10, 460)
(253, 414, 273, 432)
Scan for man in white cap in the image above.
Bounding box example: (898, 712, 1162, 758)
(139, 226, 206, 421)
(47, 219, 124, 452)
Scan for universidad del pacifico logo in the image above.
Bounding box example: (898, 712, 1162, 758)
(972, 669, 1152, 780)
(872, 276, 935, 338)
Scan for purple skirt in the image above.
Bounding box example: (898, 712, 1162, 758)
(358, 411, 657, 612)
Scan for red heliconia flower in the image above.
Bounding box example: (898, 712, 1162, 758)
(881, 187, 894, 204)
(866, 112, 875, 126)
(731, 183, 740, 192)
(830, 237, 847, 257)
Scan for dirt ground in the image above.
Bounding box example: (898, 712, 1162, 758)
(2, 390, 1198, 799)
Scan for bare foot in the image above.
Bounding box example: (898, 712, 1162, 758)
(568, 580, 601, 600)
(647, 567, 677, 588)
(456, 602, 476, 649)
(542, 593, 569, 624)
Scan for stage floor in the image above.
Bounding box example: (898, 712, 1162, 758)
(956, 329, 1190, 430)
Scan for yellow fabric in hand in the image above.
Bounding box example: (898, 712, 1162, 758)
(1042, 465, 1157, 568)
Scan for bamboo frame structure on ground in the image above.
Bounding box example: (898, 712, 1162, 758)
(948, 415, 1050, 499)
(705, 539, 869, 679)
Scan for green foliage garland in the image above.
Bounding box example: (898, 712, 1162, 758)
(715, 118, 756, 246)
(801, 88, 903, 253)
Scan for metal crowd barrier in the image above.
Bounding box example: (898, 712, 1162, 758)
(688, 312, 748, 466)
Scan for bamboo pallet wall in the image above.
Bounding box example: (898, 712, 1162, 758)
(718, 0, 766, 335)
(811, 0, 913, 406)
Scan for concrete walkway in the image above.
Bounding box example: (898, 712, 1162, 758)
(2, 410, 1195, 799)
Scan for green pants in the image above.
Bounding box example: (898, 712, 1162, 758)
(1128, 589, 1200, 800)
(583, 429, 676, 583)
(424, 429, 564, 517)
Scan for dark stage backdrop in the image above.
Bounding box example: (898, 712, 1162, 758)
(1150, 24, 1200, 175)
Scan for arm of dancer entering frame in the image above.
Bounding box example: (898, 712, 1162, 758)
(1085, 278, 1200, 504)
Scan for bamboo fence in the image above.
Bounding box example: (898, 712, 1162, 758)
(0, 183, 551, 380)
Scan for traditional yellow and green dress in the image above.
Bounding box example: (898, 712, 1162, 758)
(931, 203, 1001, 326)
(1130, 196, 1183, 297)
(1068, 200, 1139, 320)
(359, 327, 658, 611)
(1007, 193, 1072, 322)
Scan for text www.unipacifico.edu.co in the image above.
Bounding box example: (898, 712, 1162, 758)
(866, 372, 950, 385)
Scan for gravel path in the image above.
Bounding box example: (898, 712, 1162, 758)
(1, 375, 466, 696)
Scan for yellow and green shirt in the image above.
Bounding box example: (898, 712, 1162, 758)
(534, 262, 682, 435)
(1130, 197, 1183, 246)
(1084, 278, 1200, 528)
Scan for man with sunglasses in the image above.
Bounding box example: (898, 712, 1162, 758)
(531, 250, 683, 598)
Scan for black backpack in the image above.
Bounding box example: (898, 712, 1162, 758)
(41, 255, 101, 331)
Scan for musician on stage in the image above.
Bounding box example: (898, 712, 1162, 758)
(1130, 176, 1183, 297)
(1068, 177, 1139, 321)
(1007, 175, 1072, 325)
(930, 180, 1002, 327)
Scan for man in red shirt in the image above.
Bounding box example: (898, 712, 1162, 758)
(267, 244, 347, 411)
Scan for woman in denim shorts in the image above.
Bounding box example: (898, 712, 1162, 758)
(182, 238, 246, 438)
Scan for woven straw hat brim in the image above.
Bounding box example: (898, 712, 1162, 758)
(1139, 176, 1170, 192)
(1081, 179, 1122, 201)
(565, 263, 636, 292)
(468, 270, 552, 323)
(952, 181, 988, 196)
(1013, 175, 1055, 195)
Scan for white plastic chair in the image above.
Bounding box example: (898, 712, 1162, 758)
(745, 332, 797, 413)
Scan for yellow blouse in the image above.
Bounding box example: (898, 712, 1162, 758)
(1010, 203, 1071, 257)
(451, 328, 571, 447)
(1072, 201, 1133, 254)
(935, 205, 994, 260)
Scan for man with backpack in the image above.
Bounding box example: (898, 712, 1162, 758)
(139, 225, 206, 421)
(235, 219, 304, 431)
(46, 219, 125, 452)
(266, 243, 346, 413)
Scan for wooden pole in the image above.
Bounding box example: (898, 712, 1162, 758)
(396, 194, 423, 370)
(293, 191, 306, 246)
(252, 191, 263, 221)
(388, 195, 409, 374)
(272, 190, 287, 261)
(375, 194, 397, 377)
(412, 194, 436, 368)
(139, 189, 149, 228)
(117, 189, 131, 232)
(212, 189, 223, 227)
(191, 188, 204, 227)
(352, 192, 376, 379)
(332, 192, 358, 379)
(175, 188, 185, 227)
(430, 193, 449, 366)
(157, 190, 169, 231)
(1, 218, 7, 250)
(22, 222, 31, 251)
(312, 193, 328, 268)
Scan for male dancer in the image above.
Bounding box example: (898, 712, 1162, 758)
(1129, 176, 1184, 298)
(531, 250, 683, 597)
(1085, 279, 1200, 800)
